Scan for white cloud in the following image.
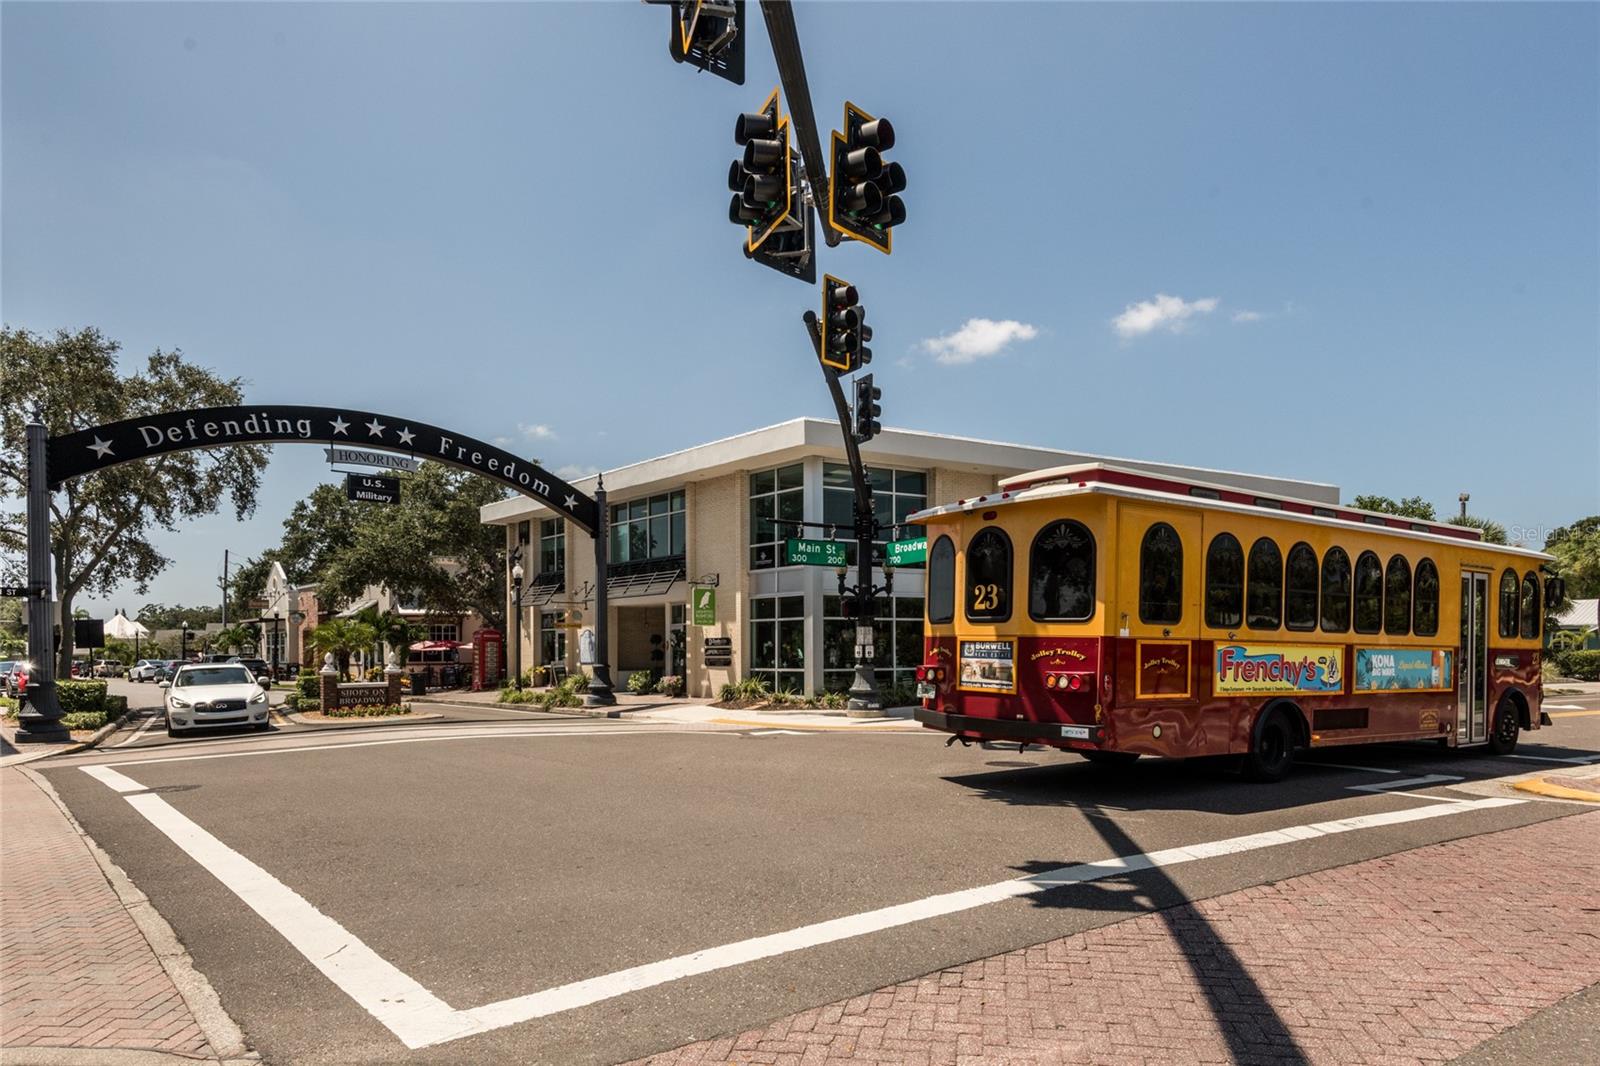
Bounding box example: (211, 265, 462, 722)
(555, 463, 600, 481)
(1231, 310, 1263, 323)
(920, 318, 1039, 365)
(1111, 294, 1219, 339)
(518, 422, 556, 441)
(491, 435, 513, 446)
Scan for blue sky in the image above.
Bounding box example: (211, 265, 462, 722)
(5, 1, 1596, 615)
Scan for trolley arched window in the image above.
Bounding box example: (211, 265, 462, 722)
(1285, 543, 1319, 631)
(927, 536, 955, 624)
(1520, 572, 1540, 640)
(1353, 551, 1383, 634)
(1205, 533, 1244, 629)
(1498, 569, 1519, 639)
(1384, 555, 1412, 635)
(965, 527, 1012, 623)
(1414, 558, 1440, 637)
(1246, 537, 1282, 630)
(1029, 520, 1095, 622)
(1138, 523, 1183, 625)
(1320, 546, 1351, 633)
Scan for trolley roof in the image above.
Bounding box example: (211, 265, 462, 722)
(908, 463, 1554, 562)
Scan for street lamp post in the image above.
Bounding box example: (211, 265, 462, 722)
(510, 557, 524, 687)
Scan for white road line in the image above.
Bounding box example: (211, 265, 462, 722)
(1346, 774, 1464, 795)
(1543, 703, 1587, 711)
(1306, 761, 1404, 774)
(113, 711, 162, 748)
(1505, 753, 1600, 765)
(750, 729, 813, 737)
(80, 763, 1526, 1050)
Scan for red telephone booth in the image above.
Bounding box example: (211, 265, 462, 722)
(473, 628, 504, 691)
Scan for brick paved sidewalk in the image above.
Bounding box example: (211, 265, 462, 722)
(630, 811, 1600, 1066)
(0, 767, 252, 1062)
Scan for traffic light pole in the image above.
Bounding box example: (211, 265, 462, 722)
(758, 0, 841, 248)
(804, 312, 883, 715)
(15, 420, 67, 742)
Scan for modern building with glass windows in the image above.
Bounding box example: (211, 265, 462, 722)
(480, 419, 1340, 699)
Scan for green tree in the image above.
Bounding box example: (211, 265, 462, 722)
(306, 618, 376, 678)
(1450, 514, 1508, 545)
(0, 327, 270, 674)
(317, 465, 509, 630)
(136, 602, 224, 631)
(1545, 516, 1600, 599)
(1352, 495, 1437, 520)
(211, 624, 259, 656)
(0, 600, 25, 658)
(351, 605, 424, 668)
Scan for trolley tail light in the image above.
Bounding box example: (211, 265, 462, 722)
(1044, 670, 1093, 692)
(915, 665, 948, 683)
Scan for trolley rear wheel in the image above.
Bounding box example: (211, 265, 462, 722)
(1243, 709, 1296, 782)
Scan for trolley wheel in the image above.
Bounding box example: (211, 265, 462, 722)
(1243, 709, 1296, 783)
(1486, 698, 1520, 756)
(1081, 750, 1140, 768)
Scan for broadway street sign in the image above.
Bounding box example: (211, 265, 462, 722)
(346, 474, 400, 504)
(885, 536, 928, 566)
(326, 446, 420, 473)
(45, 405, 598, 534)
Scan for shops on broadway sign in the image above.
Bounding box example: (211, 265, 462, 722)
(45, 404, 599, 534)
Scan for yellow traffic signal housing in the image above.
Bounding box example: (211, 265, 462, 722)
(820, 274, 862, 372)
(828, 102, 905, 256)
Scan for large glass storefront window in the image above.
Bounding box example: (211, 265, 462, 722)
(609, 491, 686, 564)
(823, 595, 924, 697)
(749, 594, 805, 692)
(749, 465, 804, 569)
(539, 612, 566, 665)
(821, 464, 927, 567)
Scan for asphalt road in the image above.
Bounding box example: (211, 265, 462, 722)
(36, 682, 1600, 1065)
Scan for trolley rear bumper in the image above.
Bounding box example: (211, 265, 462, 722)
(915, 707, 1097, 744)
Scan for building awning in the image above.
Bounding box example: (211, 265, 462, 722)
(336, 599, 379, 618)
(409, 640, 462, 652)
(607, 556, 685, 599)
(520, 571, 565, 608)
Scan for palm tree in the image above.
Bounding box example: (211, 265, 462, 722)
(350, 606, 424, 670)
(1450, 514, 1508, 545)
(212, 624, 258, 656)
(306, 619, 377, 679)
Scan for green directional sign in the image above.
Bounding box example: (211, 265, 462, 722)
(885, 536, 928, 566)
(785, 538, 849, 567)
(691, 586, 717, 626)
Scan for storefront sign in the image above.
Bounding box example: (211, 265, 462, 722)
(326, 446, 420, 473)
(1213, 643, 1344, 696)
(958, 639, 1016, 694)
(785, 538, 849, 567)
(1354, 648, 1453, 693)
(691, 586, 717, 626)
(885, 536, 928, 566)
(346, 474, 400, 504)
(704, 636, 733, 667)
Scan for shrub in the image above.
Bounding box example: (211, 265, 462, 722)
(283, 693, 301, 710)
(61, 710, 109, 731)
(880, 682, 918, 708)
(324, 702, 412, 718)
(766, 689, 804, 708)
(654, 675, 685, 697)
(1555, 649, 1600, 681)
(718, 682, 740, 702)
(0, 695, 17, 718)
(626, 671, 654, 695)
(736, 676, 771, 702)
(105, 695, 128, 716)
(296, 672, 321, 699)
(56, 679, 108, 714)
(816, 691, 848, 710)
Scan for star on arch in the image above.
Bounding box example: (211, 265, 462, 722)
(563, 494, 578, 510)
(365, 418, 386, 438)
(329, 417, 350, 435)
(88, 437, 115, 459)
(396, 427, 415, 446)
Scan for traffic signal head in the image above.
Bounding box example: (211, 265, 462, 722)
(668, 0, 745, 85)
(728, 89, 795, 254)
(828, 103, 906, 255)
(821, 275, 867, 372)
(854, 374, 883, 443)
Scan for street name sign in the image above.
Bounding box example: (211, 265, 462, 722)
(785, 538, 849, 567)
(346, 474, 400, 505)
(1, 585, 29, 598)
(326, 446, 420, 473)
(692, 586, 717, 626)
(885, 536, 928, 566)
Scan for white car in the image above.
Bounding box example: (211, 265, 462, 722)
(129, 659, 162, 682)
(159, 663, 271, 737)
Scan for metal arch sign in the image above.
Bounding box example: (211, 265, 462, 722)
(44, 405, 600, 535)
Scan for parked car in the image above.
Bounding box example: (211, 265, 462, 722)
(227, 657, 273, 681)
(151, 660, 181, 683)
(0, 661, 19, 698)
(159, 663, 271, 737)
(7, 662, 30, 700)
(129, 659, 163, 682)
(92, 659, 125, 678)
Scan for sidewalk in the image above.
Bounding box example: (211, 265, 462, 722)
(629, 810, 1600, 1066)
(413, 687, 923, 730)
(0, 767, 254, 1065)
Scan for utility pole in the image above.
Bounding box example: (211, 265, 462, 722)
(220, 549, 230, 627)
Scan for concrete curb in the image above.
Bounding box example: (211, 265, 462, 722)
(1513, 778, 1600, 803)
(411, 695, 636, 719)
(285, 709, 443, 726)
(0, 705, 140, 767)
(16, 767, 258, 1066)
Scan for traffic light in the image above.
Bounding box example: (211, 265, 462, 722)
(853, 374, 882, 443)
(729, 89, 793, 254)
(828, 102, 906, 255)
(668, 1, 745, 85)
(820, 274, 872, 372)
